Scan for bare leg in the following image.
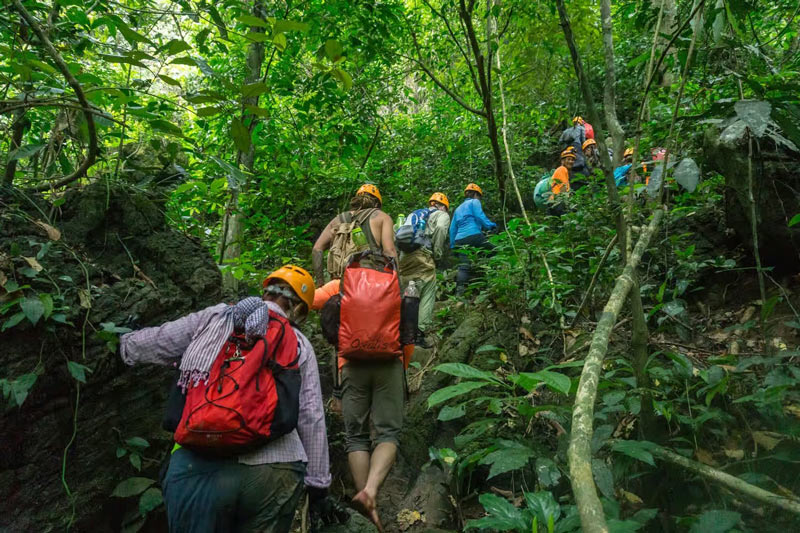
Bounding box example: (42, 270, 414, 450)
(363, 442, 397, 501)
(348, 450, 370, 492)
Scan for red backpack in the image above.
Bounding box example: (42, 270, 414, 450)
(584, 122, 595, 139)
(174, 311, 301, 455)
(338, 252, 402, 361)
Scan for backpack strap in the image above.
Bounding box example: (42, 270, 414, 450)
(352, 208, 380, 252)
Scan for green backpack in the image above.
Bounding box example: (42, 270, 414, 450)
(533, 174, 553, 208)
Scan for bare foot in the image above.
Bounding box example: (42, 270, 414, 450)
(351, 490, 384, 532)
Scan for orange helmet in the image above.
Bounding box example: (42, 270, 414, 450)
(429, 192, 449, 209)
(561, 146, 577, 160)
(263, 264, 315, 311)
(573, 116, 584, 125)
(624, 148, 634, 158)
(582, 138, 597, 150)
(356, 183, 382, 205)
(464, 183, 483, 196)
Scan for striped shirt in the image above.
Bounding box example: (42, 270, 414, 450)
(120, 301, 331, 489)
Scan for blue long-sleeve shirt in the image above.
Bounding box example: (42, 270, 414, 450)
(449, 198, 497, 248)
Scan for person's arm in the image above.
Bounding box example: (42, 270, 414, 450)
(294, 333, 332, 489)
(312, 219, 335, 286)
(120, 304, 227, 366)
(378, 212, 397, 260)
(430, 212, 450, 262)
(471, 200, 497, 230)
(449, 211, 457, 248)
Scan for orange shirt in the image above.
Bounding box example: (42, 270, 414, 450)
(551, 165, 571, 196)
(312, 279, 340, 310)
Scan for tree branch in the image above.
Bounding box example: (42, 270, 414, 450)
(567, 209, 665, 533)
(407, 28, 487, 117)
(13, 0, 97, 192)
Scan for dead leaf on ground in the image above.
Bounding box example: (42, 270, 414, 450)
(78, 288, 92, 309)
(753, 431, 782, 451)
(519, 326, 537, 343)
(396, 509, 426, 531)
(723, 447, 745, 460)
(34, 220, 61, 241)
(521, 315, 531, 324)
(23, 256, 43, 272)
(739, 306, 756, 324)
(0, 271, 7, 287)
(784, 405, 800, 419)
(518, 343, 530, 357)
(695, 448, 717, 466)
(709, 330, 731, 343)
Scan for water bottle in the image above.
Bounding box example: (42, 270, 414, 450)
(400, 281, 420, 345)
(351, 226, 368, 247)
(394, 214, 406, 231)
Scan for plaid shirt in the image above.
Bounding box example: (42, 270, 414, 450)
(120, 301, 331, 489)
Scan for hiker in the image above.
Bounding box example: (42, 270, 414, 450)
(614, 148, 635, 186)
(450, 183, 496, 295)
(396, 192, 451, 348)
(119, 265, 342, 533)
(533, 147, 577, 216)
(582, 138, 600, 174)
(312, 184, 397, 287)
(559, 116, 589, 176)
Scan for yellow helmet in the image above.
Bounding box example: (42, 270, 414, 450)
(356, 183, 382, 205)
(582, 138, 597, 150)
(429, 192, 450, 209)
(573, 116, 584, 125)
(263, 264, 315, 311)
(464, 183, 483, 196)
(624, 148, 634, 158)
(561, 146, 577, 160)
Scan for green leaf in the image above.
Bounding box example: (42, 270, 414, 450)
(2, 312, 26, 331)
(435, 363, 500, 383)
(611, 440, 656, 467)
(170, 56, 198, 67)
(125, 437, 150, 449)
(330, 68, 353, 90)
(627, 51, 650, 68)
(163, 39, 191, 56)
(236, 14, 269, 28)
(149, 119, 183, 137)
(196, 106, 222, 117)
(246, 32, 270, 43)
(242, 82, 268, 98)
(20, 296, 44, 325)
(112, 477, 155, 498)
(689, 510, 741, 533)
(514, 370, 571, 395)
(592, 458, 614, 498)
(273, 19, 309, 33)
(465, 493, 527, 531)
(273, 33, 287, 52)
(207, 5, 229, 39)
(130, 453, 142, 471)
(427, 381, 489, 407)
(524, 491, 561, 525)
(39, 293, 53, 320)
(535, 457, 562, 488)
(244, 105, 270, 118)
(9, 144, 46, 161)
(438, 403, 467, 421)
(231, 119, 251, 152)
(475, 344, 502, 353)
(116, 22, 152, 46)
(324, 39, 343, 61)
(480, 441, 535, 478)
(789, 214, 800, 227)
(159, 74, 182, 87)
(139, 487, 163, 516)
(608, 519, 644, 533)
(67, 361, 92, 383)
(11, 373, 37, 406)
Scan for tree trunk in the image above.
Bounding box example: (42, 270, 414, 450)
(218, 0, 266, 293)
(3, 107, 28, 187)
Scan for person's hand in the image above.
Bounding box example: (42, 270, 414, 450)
(308, 487, 350, 531)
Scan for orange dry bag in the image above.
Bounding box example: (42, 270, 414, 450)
(338, 251, 402, 360)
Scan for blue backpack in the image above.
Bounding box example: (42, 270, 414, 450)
(395, 208, 432, 253)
